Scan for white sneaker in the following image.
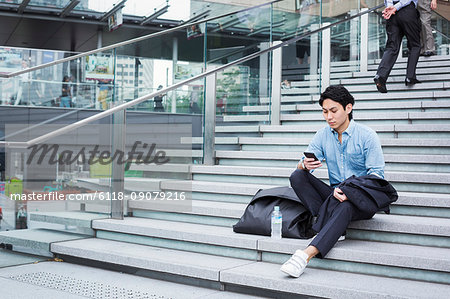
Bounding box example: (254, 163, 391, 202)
(280, 250, 309, 278)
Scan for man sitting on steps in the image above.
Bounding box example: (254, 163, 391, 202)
(281, 85, 397, 278)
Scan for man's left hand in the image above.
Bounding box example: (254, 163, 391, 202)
(382, 6, 397, 19)
(334, 188, 348, 202)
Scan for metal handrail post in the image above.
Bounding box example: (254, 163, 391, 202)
(203, 71, 217, 165)
(111, 109, 126, 219)
(270, 41, 282, 126)
(361, 8, 369, 73)
(321, 23, 331, 92)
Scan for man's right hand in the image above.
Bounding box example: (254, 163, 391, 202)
(302, 157, 322, 170)
(431, 0, 437, 10)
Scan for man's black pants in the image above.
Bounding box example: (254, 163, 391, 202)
(376, 2, 421, 80)
(289, 169, 368, 258)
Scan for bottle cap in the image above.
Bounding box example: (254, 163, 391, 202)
(274, 206, 280, 211)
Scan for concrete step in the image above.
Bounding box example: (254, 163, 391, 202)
(50, 237, 450, 298)
(76, 177, 168, 192)
(215, 123, 450, 138)
(216, 150, 450, 164)
(215, 125, 260, 133)
(90, 217, 450, 279)
(239, 136, 450, 148)
(190, 165, 450, 193)
(221, 262, 450, 299)
(280, 82, 448, 96)
(368, 57, 450, 71)
(51, 237, 253, 282)
(373, 55, 450, 64)
(259, 124, 450, 139)
(132, 198, 450, 227)
(304, 100, 450, 112)
(348, 213, 450, 237)
(190, 165, 450, 185)
(281, 111, 450, 123)
(30, 211, 109, 231)
(245, 100, 450, 113)
(159, 180, 450, 209)
(309, 65, 450, 80)
(129, 198, 246, 219)
(339, 73, 450, 85)
(182, 135, 450, 155)
(287, 73, 450, 90)
(129, 190, 450, 223)
(353, 66, 450, 78)
(129, 163, 191, 173)
(279, 90, 449, 104)
(0, 228, 89, 257)
(223, 111, 450, 124)
(89, 215, 450, 282)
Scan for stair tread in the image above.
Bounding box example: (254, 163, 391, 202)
(30, 211, 109, 227)
(191, 164, 450, 183)
(216, 150, 450, 164)
(51, 238, 254, 281)
(50, 238, 450, 298)
(160, 179, 450, 207)
(94, 212, 450, 243)
(239, 136, 450, 146)
(348, 213, 450, 236)
(221, 261, 450, 298)
(0, 228, 89, 243)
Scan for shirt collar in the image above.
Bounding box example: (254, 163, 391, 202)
(328, 119, 355, 136)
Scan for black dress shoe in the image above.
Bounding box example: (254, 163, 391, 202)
(374, 76, 387, 93)
(405, 78, 421, 86)
(423, 51, 435, 57)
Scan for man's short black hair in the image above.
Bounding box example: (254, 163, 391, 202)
(319, 85, 355, 120)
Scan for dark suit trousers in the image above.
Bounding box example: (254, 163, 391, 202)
(289, 169, 365, 258)
(376, 3, 421, 80)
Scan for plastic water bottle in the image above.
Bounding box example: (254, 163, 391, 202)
(271, 206, 282, 239)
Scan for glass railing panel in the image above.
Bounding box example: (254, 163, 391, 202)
(113, 26, 205, 114)
(400, 9, 450, 57)
(280, 34, 322, 111)
(115, 84, 198, 218)
(323, 0, 366, 74)
(0, 46, 78, 73)
(1, 120, 113, 247)
(204, 4, 275, 124)
(1, 48, 115, 109)
(205, 3, 273, 68)
(429, 9, 449, 56)
(216, 57, 269, 118)
(367, 4, 386, 61)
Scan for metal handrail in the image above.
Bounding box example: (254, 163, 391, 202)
(0, 0, 281, 79)
(0, 3, 383, 148)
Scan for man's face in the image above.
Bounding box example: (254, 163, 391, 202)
(321, 98, 352, 132)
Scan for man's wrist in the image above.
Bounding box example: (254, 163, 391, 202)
(301, 159, 308, 171)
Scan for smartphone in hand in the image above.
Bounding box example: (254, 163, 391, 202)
(304, 152, 318, 161)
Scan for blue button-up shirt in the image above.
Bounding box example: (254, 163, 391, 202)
(385, 0, 417, 11)
(304, 120, 385, 187)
